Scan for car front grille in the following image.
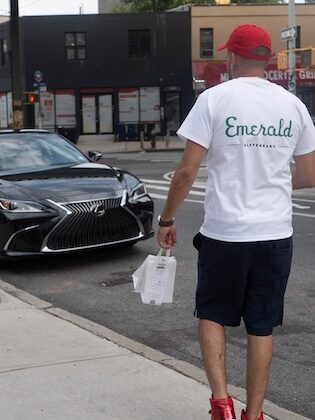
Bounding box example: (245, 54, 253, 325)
(45, 197, 141, 251)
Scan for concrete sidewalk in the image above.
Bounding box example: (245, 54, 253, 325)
(76, 134, 185, 155)
(0, 281, 309, 420)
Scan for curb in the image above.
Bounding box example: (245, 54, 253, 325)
(0, 279, 310, 420)
(77, 146, 184, 155)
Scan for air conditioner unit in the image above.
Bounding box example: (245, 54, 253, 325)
(200, 49, 213, 58)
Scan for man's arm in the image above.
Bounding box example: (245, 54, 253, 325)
(157, 140, 207, 249)
(292, 151, 315, 190)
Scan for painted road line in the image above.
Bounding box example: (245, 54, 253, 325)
(143, 178, 207, 189)
(149, 192, 315, 219)
(149, 193, 168, 200)
(146, 184, 206, 196)
(292, 203, 311, 209)
(293, 212, 315, 218)
(184, 198, 204, 204)
(292, 197, 315, 203)
(142, 179, 171, 185)
(149, 192, 203, 204)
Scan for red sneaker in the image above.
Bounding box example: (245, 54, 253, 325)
(241, 409, 264, 420)
(209, 396, 236, 420)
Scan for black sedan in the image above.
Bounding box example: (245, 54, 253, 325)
(0, 130, 154, 258)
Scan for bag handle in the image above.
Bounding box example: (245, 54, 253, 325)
(157, 248, 171, 257)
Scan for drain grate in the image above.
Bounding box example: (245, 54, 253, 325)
(101, 271, 133, 287)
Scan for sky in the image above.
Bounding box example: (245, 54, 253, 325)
(0, 0, 306, 16)
(0, 0, 98, 16)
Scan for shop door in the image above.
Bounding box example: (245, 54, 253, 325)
(82, 96, 97, 134)
(164, 92, 181, 135)
(82, 94, 113, 134)
(99, 94, 113, 133)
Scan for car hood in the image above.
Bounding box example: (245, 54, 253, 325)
(0, 163, 125, 203)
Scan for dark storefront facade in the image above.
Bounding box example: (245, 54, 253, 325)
(0, 12, 194, 137)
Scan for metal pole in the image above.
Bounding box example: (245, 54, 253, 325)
(287, 0, 296, 95)
(38, 87, 42, 129)
(10, 0, 24, 129)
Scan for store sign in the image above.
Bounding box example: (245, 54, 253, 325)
(192, 62, 315, 90)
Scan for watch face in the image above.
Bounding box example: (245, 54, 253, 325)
(158, 215, 174, 226)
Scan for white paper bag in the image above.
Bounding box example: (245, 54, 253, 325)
(132, 248, 177, 305)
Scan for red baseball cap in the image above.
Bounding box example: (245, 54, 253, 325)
(217, 24, 273, 61)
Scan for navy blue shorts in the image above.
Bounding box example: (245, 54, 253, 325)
(193, 233, 293, 336)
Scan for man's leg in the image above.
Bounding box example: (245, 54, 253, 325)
(245, 334, 273, 420)
(199, 319, 228, 398)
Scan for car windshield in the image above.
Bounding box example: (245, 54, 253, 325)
(0, 132, 88, 174)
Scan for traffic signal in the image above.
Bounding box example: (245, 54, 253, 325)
(27, 93, 39, 104)
(277, 52, 288, 71)
(300, 48, 315, 67)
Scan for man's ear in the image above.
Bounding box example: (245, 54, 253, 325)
(230, 52, 237, 66)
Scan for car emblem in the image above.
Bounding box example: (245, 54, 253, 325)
(90, 203, 106, 216)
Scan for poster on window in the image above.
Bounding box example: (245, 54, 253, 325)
(119, 88, 139, 123)
(7, 92, 13, 128)
(35, 91, 55, 129)
(0, 93, 7, 128)
(55, 89, 76, 127)
(140, 87, 160, 123)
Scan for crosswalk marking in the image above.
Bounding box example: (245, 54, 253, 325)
(149, 192, 204, 204)
(142, 178, 170, 185)
(144, 178, 315, 219)
(292, 203, 311, 209)
(145, 184, 206, 196)
(292, 212, 315, 218)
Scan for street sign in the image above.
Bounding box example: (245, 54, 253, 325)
(281, 27, 296, 41)
(33, 82, 46, 88)
(34, 70, 43, 83)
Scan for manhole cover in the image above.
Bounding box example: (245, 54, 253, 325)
(101, 271, 133, 287)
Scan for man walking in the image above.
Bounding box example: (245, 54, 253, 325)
(157, 24, 315, 420)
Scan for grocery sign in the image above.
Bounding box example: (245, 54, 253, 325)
(192, 61, 315, 90)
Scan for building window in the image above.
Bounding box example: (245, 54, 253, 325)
(65, 32, 86, 60)
(1, 38, 7, 65)
(200, 28, 213, 58)
(128, 30, 150, 58)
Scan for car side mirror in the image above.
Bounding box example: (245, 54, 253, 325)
(88, 151, 103, 162)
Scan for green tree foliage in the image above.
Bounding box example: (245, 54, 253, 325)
(114, 0, 215, 13)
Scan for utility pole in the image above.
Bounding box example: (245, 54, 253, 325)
(10, 0, 23, 129)
(287, 0, 296, 95)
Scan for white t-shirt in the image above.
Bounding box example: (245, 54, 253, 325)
(177, 77, 315, 242)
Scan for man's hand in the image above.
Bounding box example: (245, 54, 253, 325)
(157, 225, 177, 249)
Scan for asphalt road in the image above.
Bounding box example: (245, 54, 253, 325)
(0, 151, 314, 418)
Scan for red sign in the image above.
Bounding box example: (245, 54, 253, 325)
(193, 61, 315, 90)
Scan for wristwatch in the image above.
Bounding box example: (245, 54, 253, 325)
(158, 215, 175, 227)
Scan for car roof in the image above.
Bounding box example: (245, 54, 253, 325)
(0, 129, 50, 135)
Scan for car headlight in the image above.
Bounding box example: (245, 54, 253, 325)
(123, 173, 147, 203)
(129, 183, 147, 203)
(0, 199, 47, 213)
